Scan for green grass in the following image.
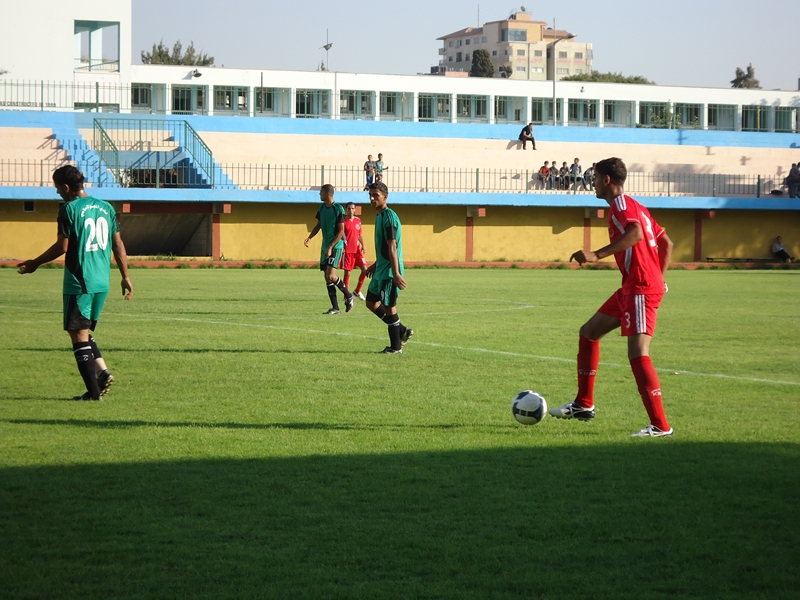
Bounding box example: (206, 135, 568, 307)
(1, 268, 798, 599)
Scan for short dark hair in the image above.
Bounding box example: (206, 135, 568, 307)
(52, 165, 85, 189)
(320, 184, 335, 195)
(594, 157, 627, 186)
(345, 201, 356, 208)
(368, 181, 389, 196)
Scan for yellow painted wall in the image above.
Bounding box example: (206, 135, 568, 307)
(702, 210, 800, 259)
(0, 201, 61, 260)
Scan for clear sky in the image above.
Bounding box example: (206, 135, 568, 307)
(132, 0, 799, 91)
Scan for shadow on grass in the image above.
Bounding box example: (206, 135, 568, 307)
(4, 419, 483, 431)
(1, 443, 798, 599)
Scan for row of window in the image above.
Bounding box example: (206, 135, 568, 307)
(449, 36, 488, 47)
(448, 48, 584, 59)
(127, 84, 799, 131)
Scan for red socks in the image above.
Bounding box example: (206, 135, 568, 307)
(355, 273, 366, 294)
(630, 356, 670, 431)
(575, 336, 600, 408)
(343, 273, 351, 289)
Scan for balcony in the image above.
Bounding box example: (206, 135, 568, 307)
(438, 48, 446, 55)
(74, 58, 120, 72)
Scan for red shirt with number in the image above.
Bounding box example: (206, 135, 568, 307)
(608, 194, 665, 294)
(343, 217, 363, 254)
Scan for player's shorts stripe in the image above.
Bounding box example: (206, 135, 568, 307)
(635, 294, 646, 334)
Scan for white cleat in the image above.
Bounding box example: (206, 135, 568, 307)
(629, 424, 674, 438)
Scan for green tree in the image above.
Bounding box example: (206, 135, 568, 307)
(731, 64, 761, 89)
(561, 71, 655, 85)
(141, 40, 214, 66)
(470, 49, 494, 78)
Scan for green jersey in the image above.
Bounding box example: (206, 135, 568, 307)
(57, 195, 119, 294)
(315, 202, 345, 252)
(374, 207, 403, 280)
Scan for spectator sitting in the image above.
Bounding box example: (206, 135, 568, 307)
(549, 161, 561, 190)
(771, 236, 795, 262)
(559, 161, 570, 190)
(570, 158, 586, 191)
(518, 123, 536, 150)
(538, 161, 551, 189)
(584, 163, 596, 190)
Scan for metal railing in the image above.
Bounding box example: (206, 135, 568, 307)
(0, 158, 790, 198)
(92, 121, 120, 183)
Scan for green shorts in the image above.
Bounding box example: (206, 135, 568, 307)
(366, 277, 401, 308)
(320, 246, 344, 271)
(63, 292, 107, 331)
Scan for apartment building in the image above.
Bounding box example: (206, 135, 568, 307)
(434, 11, 592, 81)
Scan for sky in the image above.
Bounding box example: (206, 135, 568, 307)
(132, 0, 799, 91)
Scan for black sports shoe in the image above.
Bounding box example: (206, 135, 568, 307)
(380, 346, 403, 354)
(97, 370, 114, 397)
(345, 295, 355, 313)
(549, 401, 595, 421)
(71, 392, 102, 401)
(400, 327, 414, 347)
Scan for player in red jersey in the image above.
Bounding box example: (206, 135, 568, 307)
(341, 202, 368, 300)
(550, 157, 675, 437)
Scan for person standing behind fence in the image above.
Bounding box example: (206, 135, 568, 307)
(519, 123, 536, 150)
(363, 155, 376, 191)
(787, 163, 800, 198)
(584, 163, 596, 190)
(570, 158, 586, 191)
(375, 153, 385, 183)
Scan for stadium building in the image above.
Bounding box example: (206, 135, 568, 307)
(1, 0, 798, 263)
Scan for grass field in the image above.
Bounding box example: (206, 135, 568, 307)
(1, 267, 798, 599)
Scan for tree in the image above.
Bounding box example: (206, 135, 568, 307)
(731, 64, 761, 89)
(141, 40, 214, 66)
(561, 71, 654, 85)
(470, 49, 494, 78)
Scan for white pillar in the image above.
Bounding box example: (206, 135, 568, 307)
(597, 99, 604, 128)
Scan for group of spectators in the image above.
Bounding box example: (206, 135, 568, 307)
(538, 159, 596, 191)
(363, 153, 385, 190)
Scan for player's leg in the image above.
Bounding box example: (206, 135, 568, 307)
(84, 292, 114, 396)
(365, 279, 409, 353)
(625, 293, 671, 436)
(329, 248, 354, 311)
(322, 259, 340, 313)
(354, 254, 367, 300)
(64, 294, 101, 400)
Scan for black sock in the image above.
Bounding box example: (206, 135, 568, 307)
(334, 277, 352, 298)
(385, 314, 402, 350)
(89, 335, 103, 362)
(327, 282, 339, 310)
(374, 307, 386, 321)
(73, 341, 100, 399)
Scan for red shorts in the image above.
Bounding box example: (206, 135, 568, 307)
(598, 288, 663, 337)
(341, 251, 367, 271)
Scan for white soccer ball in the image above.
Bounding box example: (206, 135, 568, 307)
(511, 390, 548, 425)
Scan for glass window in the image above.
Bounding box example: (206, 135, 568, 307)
(465, 39, 470, 45)
(534, 50, 543, 57)
(517, 49, 525, 56)
(558, 51, 567, 59)
(492, 50, 497, 56)
(131, 84, 151, 108)
(516, 67, 526, 72)
(531, 67, 543, 73)
(449, 41, 453, 47)
(456, 52, 462, 62)
(481, 36, 487, 43)
(575, 52, 583, 59)
(465, 54, 470, 62)
(556, 68, 569, 74)
(775, 107, 796, 133)
(501, 28, 527, 42)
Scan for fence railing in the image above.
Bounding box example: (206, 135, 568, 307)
(92, 120, 120, 183)
(0, 159, 790, 198)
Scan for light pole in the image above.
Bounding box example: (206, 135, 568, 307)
(551, 20, 575, 126)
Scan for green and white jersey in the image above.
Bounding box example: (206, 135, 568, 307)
(315, 202, 345, 252)
(57, 195, 119, 294)
(374, 207, 403, 280)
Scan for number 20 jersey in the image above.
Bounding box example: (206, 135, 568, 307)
(57, 195, 119, 294)
(607, 194, 665, 295)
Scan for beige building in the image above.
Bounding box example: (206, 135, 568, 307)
(434, 11, 592, 81)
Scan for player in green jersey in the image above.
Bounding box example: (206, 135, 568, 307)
(304, 184, 355, 314)
(364, 182, 413, 353)
(17, 166, 133, 400)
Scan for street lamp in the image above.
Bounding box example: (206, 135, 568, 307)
(551, 23, 575, 126)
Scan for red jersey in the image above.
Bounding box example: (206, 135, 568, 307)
(608, 194, 665, 294)
(343, 217, 362, 253)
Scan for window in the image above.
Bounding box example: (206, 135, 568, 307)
(456, 52, 462, 62)
(534, 50, 543, 57)
(501, 29, 526, 41)
(296, 89, 330, 118)
(448, 56, 453, 62)
(131, 84, 151, 109)
(575, 52, 583, 59)
(531, 67, 544, 73)
(708, 104, 736, 130)
(465, 38, 470, 45)
(449, 41, 453, 47)
(557, 68, 569, 74)
(481, 36, 487, 43)
(775, 107, 797, 133)
(517, 49, 525, 56)
(576, 69, 583, 74)
(465, 54, 470, 62)
(674, 103, 702, 129)
(214, 86, 248, 114)
(504, 49, 509, 55)
(742, 105, 768, 132)
(457, 39, 462, 47)
(516, 67, 526, 72)
(558, 51, 567, 59)
(492, 50, 497, 56)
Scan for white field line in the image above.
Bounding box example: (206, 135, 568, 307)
(2, 304, 798, 387)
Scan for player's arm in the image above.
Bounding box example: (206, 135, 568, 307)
(386, 239, 406, 290)
(17, 234, 68, 274)
(111, 232, 134, 300)
(304, 221, 321, 247)
(657, 231, 673, 276)
(571, 222, 643, 265)
(326, 220, 344, 257)
(358, 233, 367, 255)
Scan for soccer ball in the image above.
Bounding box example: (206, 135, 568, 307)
(511, 390, 548, 425)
